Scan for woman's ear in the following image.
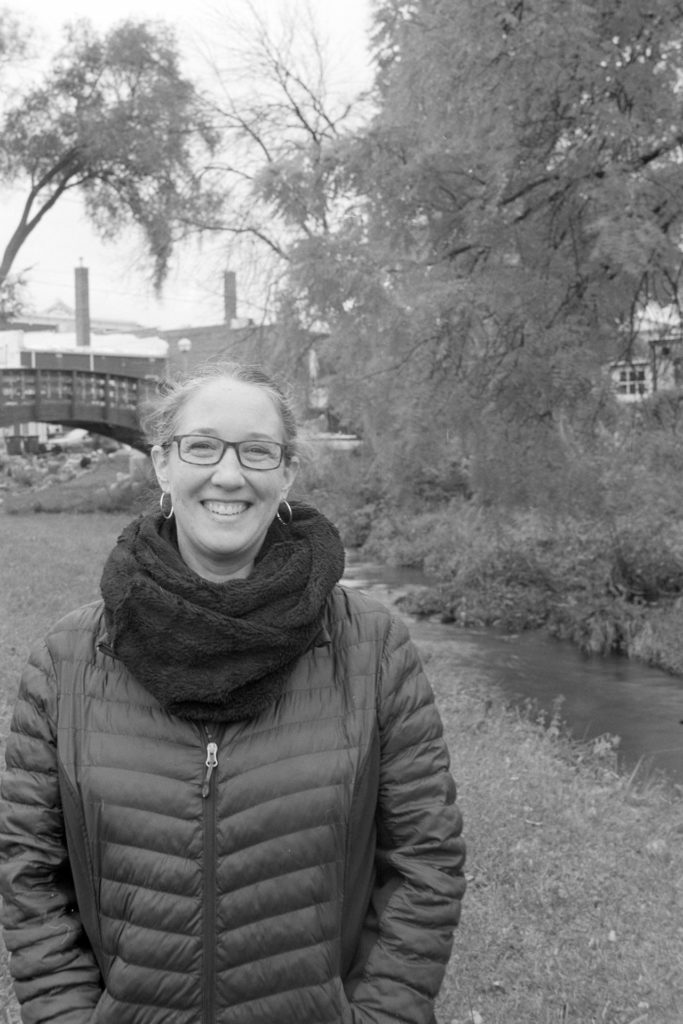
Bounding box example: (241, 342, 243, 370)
(282, 456, 299, 496)
(150, 445, 170, 491)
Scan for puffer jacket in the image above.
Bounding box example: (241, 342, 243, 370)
(0, 585, 465, 1024)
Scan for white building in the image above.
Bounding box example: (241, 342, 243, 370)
(611, 302, 683, 402)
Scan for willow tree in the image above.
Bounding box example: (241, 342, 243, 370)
(276, 0, 683, 504)
(0, 18, 222, 293)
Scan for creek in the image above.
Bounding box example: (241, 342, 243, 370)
(342, 557, 683, 786)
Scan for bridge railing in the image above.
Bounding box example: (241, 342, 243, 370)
(0, 367, 158, 423)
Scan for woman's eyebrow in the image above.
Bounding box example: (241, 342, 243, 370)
(183, 429, 282, 441)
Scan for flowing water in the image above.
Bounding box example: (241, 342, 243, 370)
(342, 558, 683, 785)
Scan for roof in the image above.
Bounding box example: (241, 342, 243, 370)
(20, 331, 168, 359)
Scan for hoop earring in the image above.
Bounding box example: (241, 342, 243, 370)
(159, 491, 174, 520)
(276, 499, 293, 526)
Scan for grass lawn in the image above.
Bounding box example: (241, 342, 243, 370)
(0, 514, 130, 730)
(0, 513, 682, 1023)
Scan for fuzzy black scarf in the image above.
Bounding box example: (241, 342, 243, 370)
(99, 502, 345, 722)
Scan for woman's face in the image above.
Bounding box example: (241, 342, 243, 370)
(151, 377, 298, 581)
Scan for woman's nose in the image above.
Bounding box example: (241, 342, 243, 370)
(210, 445, 246, 484)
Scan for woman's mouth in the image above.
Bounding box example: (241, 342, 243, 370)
(202, 500, 249, 517)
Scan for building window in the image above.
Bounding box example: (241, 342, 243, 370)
(616, 364, 647, 396)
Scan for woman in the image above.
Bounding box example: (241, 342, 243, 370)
(0, 363, 465, 1024)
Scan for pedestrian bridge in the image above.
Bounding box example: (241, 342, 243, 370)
(0, 367, 156, 450)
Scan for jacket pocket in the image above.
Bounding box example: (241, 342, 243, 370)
(335, 976, 357, 1024)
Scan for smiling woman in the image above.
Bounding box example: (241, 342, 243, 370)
(0, 360, 466, 1024)
(149, 372, 299, 580)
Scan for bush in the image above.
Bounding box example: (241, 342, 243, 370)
(361, 508, 459, 568)
(297, 443, 383, 547)
(628, 600, 683, 674)
(610, 525, 683, 601)
(549, 595, 648, 655)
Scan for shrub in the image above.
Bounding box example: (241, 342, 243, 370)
(361, 509, 457, 568)
(610, 525, 683, 601)
(549, 595, 647, 655)
(297, 443, 383, 547)
(628, 600, 683, 675)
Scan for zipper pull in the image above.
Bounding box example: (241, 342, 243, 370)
(201, 741, 218, 798)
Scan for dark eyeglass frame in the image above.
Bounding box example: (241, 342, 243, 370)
(168, 434, 286, 470)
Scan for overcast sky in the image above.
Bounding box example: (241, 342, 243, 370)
(1, 0, 373, 330)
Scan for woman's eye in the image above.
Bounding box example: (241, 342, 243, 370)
(187, 439, 219, 454)
(242, 444, 280, 462)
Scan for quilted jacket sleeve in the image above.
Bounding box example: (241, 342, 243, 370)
(0, 639, 103, 1023)
(346, 615, 466, 1024)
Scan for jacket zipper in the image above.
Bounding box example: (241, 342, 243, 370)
(202, 740, 219, 798)
(201, 725, 220, 1024)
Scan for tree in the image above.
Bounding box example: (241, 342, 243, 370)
(194, 0, 372, 326)
(0, 6, 29, 76)
(0, 271, 26, 322)
(0, 17, 222, 292)
(0, 6, 32, 318)
(274, 0, 683, 505)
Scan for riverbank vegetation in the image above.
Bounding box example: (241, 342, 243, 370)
(0, 513, 681, 1024)
(299, 392, 683, 679)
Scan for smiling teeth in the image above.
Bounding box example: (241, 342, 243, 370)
(204, 501, 247, 516)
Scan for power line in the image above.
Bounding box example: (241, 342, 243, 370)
(26, 274, 221, 307)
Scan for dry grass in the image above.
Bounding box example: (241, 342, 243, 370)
(0, 513, 130, 1023)
(428, 645, 683, 1024)
(0, 514, 682, 1023)
(0, 514, 130, 728)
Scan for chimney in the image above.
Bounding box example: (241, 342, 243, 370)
(74, 264, 91, 347)
(223, 270, 237, 325)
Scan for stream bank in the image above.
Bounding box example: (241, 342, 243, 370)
(343, 557, 683, 785)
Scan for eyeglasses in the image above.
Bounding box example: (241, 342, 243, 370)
(170, 434, 285, 470)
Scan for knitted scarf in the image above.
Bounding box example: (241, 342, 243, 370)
(99, 501, 345, 722)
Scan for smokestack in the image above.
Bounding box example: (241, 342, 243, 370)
(74, 264, 91, 347)
(223, 270, 237, 325)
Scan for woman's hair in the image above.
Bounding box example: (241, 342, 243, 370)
(140, 361, 300, 460)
